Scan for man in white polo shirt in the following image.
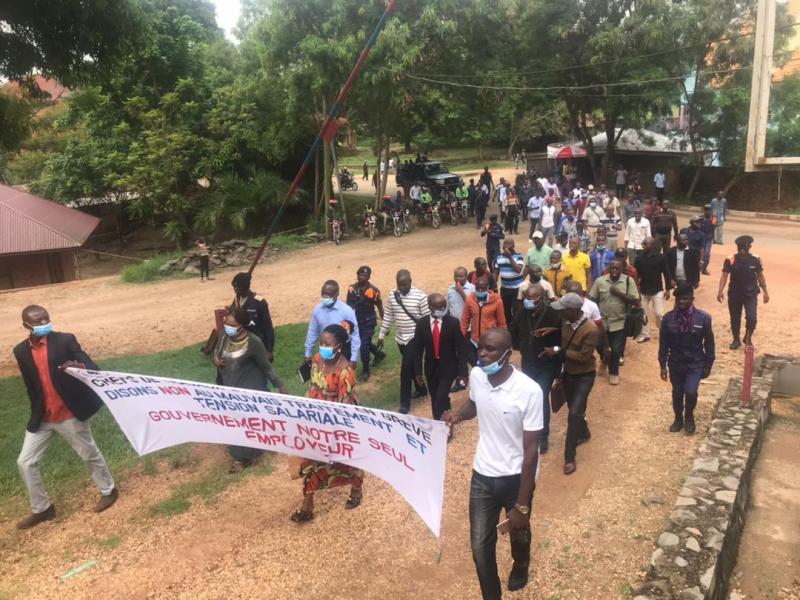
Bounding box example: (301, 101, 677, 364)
(445, 328, 542, 600)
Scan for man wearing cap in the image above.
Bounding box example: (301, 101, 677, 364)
(231, 272, 276, 360)
(709, 191, 728, 244)
(717, 235, 770, 349)
(525, 231, 552, 275)
(659, 284, 715, 434)
(681, 216, 706, 258)
(346, 266, 386, 382)
(541, 293, 600, 475)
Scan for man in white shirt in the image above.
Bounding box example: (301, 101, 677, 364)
(447, 267, 476, 320)
(378, 269, 429, 413)
(624, 208, 652, 263)
(527, 193, 544, 239)
(654, 170, 666, 204)
(409, 183, 421, 208)
(445, 328, 542, 599)
(539, 194, 558, 245)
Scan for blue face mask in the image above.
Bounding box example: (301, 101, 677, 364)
(523, 298, 538, 310)
(475, 291, 488, 300)
(432, 308, 448, 319)
(479, 350, 510, 376)
(30, 322, 53, 337)
(319, 345, 338, 360)
(321, 297, 336, 308)
(224, 324, 240, 338)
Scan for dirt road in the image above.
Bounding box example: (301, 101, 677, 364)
(2, 172, 799, 599)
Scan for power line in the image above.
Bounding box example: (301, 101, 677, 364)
(397, 21, 800, 80)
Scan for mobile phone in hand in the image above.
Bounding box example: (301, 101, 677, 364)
(496, 518, 511, 535)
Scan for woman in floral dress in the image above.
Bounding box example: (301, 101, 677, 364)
(291, 323, 363, 523)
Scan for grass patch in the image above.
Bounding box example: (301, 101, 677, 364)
(120, 254, 190, 284)
(91, 535, 121, 551)
(0, 322, 404, 511)
(263, 232, 308, 252)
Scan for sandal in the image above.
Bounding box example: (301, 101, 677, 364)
(290, 510, 315, 523)
(345, 490, 363, 510)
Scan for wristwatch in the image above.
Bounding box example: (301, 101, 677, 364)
(514, 503, 530, 516)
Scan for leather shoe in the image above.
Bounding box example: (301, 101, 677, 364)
(358, 372, 370, 382)
(398, 406, 409, 415)
(372, 350, 387, 366)
(669, 417, 683, 433)
(507, 562, 530, 592)
(563, 462, 577, 475)
(94, 487, 119, 513)
(729, 339, 742, 350)
(576, 431, 591, 446)
(17, 504, 56, 529)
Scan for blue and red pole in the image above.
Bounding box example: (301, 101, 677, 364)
(248, 0, 397, 273)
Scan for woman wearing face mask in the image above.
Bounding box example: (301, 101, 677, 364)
(292, 322, 363, 523)
(214, 308, 287, 473)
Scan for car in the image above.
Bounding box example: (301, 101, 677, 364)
(396, 161, 463, 199)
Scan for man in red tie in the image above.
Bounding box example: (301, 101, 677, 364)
(413, 294, 471, 422)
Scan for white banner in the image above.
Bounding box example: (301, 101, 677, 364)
(67, 369, 449, 537)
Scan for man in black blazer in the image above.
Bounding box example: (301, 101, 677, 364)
(13, 305, 118, 529)
(413, 294, 471, 421)
(667, 232, 701, 289)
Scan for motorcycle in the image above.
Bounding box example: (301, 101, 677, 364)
(417, 201, 441, 229)
(330, 218, 342, 245)
(391, 209, 404, 237)
(459, 199, 470, 223)
(339, 173, 358, 192)
(363, 207, 377, 241)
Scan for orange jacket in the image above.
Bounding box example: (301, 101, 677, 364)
(460, 291, 507, 344)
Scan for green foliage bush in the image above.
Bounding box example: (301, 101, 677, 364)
(119, 256, 173, 283)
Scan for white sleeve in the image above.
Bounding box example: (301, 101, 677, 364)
(521, 383, 544, 432)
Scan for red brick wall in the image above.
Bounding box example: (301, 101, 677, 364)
(0, 251, 77, 290)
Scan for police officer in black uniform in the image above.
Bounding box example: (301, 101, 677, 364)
(717, 235, 770, 349)
(346, 266, 386, 381)
(230, 272, 276, 360)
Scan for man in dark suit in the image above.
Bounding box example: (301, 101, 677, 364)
(413, 294, 470, 422)
(13, 305, 118, 529)
(667, 232, 701, 290)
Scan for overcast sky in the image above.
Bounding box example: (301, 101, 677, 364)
(212, 0, 241, 41)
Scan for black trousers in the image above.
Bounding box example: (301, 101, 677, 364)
(487, 247, 500, 271)
(426, 370, 455, 420)
(199, 255, 210, 278)
(607, 329, 627, 376)
(500, 287, 518, 330)
(470, 471, 533, 600)
(529, 217, 539, 239)
(669, 363, 702, 417)
(358, 318, 377, 373)
(616, 184, 625, 200)
(654, 232, 671, 254)
(399, 342, 425, 411)
(521, 361, 559, 442)
(477, 203, 487, 227)
(505, 207, 519, 233)
(656, 187, 664, 203)
(563, 371, 595, 462)
(728, 294, 758, 340)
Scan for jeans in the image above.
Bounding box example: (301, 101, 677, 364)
(521, 361, 559, 443)
(641, 292, 665, 338)
(563, 372, 595, 462)
(607, 329, 627, 376)
(728, 294, 758, 340)
(18, 418, 115, 513)
(469, 471, 533, 600)
(399, 342, 425, 411)
(702, 239, 713, 269)
(669, 363, 703, 417)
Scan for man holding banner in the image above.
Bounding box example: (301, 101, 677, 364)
(445, 328, 542, 600)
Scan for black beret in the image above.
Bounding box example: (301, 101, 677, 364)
(735, 235, 754, 246)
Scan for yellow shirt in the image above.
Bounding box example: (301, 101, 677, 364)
(543, 267, 572, 297)
(561, 251, 591, 290)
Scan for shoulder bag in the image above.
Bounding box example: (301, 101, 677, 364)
(394, 290, 421, 325)
(623, 276, 646, 338)
(550, 321, 583, 414)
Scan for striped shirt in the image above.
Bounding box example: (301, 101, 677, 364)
(495, 253, 525, 289)
(379, 287, 430, 345)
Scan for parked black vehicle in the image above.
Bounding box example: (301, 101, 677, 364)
(396, 161, 463, 199)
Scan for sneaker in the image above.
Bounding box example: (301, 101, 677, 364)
(94, 487, 119, 513)
(669, 417, 683, 433)
(609, 375, 620, 385)
(17, 505, 56, 529)
(637, 335, 650, 343)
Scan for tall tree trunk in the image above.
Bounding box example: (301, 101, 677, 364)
(329, 140, 348, 230)
(313, 145, 321, 219)
(722, 166, 743, 197)
(686, 165, 703, 203)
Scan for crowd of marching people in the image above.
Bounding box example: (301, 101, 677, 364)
(10, 162, 770, 600)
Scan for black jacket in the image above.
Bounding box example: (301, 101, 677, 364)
(666, 246, 701, 288)
(13, 332, 102, 433)
(412, 315, 470, 381)
(231, 292, 275, 353)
